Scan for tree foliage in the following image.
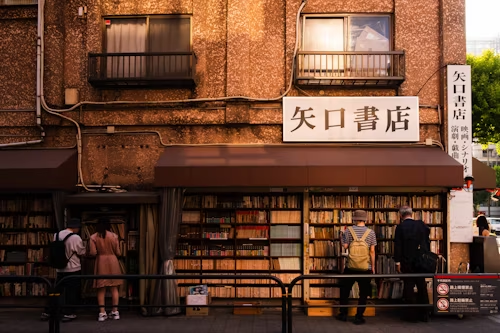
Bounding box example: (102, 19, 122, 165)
(467, 50, 500, 143)
(494, 165, 500, 187)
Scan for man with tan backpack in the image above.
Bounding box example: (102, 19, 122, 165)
(336, 210, 377, 325)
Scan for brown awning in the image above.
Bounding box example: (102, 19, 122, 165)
(65, 192, 160, 205)
(154, 146, 464, 188)
(0, 149, 77, 191)
(473, 158, 497, 190)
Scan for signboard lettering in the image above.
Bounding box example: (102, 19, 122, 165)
(283, 97, 419, 142)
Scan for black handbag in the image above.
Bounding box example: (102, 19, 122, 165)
(413, 246, 439, 273)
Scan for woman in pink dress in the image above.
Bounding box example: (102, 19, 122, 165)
(88, 217, 123, 322)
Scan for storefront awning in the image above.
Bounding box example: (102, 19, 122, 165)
(473, 158, 497, 190)
(154, 146, 464, 188)
(0, 149, 77, 191)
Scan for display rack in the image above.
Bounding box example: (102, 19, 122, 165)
(0, 194, 57, 297)
(175, 194, 304, 299)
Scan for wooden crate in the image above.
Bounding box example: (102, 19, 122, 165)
(233, 301, 263, 315)
(305, 300, 376, 317)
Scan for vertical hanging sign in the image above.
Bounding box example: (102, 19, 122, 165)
(447, 65, 473, 243)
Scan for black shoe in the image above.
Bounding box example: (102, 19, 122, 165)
(61, 314, 77, 322)
(40, 312, 50, 321)
(336, 313, 347, 322)
(353, 316, 366, 325)
(419, 313, 430, 322)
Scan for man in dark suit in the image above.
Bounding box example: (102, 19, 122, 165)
(394, 205, 430, 322)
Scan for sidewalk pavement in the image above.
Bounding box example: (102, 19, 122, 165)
(0, 308, 498, 333)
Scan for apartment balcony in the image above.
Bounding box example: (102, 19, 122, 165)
(295, 51, 405, 87)
(88, 52, 195, 88)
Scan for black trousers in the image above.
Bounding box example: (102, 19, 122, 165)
(339, 268, 372, 317)
(45, 270, 82, 315)
(402, 273, 429, 320)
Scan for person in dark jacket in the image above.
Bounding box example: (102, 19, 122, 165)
(394, 205, 430, 322)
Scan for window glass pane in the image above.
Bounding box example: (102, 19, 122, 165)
(349, 16, 389, 51)
(105, 18, 147, 78)
(149, 18, 191, 77)
(303, 18, 344, 74)
(303, 18, 344, 51)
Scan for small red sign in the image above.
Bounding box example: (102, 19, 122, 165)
(105, 20, 111, 26)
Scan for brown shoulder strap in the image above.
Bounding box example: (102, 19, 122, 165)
(348, 227, 359, 241)
(360, 229, 371, 242)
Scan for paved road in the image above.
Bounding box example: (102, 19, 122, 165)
(1, 309, 498, 333)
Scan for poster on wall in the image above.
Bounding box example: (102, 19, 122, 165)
(282, 97, 419, 142)
(447, 65, 473, 243)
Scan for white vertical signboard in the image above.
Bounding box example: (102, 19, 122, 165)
(447, 65, 473, 243)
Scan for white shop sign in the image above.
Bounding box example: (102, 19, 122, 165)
(446, 65, 473, 243)
(283, 96, 420, 142)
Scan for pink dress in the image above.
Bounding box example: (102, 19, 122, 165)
(89, 231, 123, 288)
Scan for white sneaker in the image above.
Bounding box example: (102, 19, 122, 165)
(109, 311, 120, 320)
(98, 313, 108, 322)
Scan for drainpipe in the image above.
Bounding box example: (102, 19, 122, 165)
(0, 0, 45, 148)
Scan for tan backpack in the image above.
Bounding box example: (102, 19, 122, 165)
(346, 227, 371, 271)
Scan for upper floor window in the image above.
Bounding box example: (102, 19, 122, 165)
(88, 15, 195, 87)
(296, 14, 404, 87)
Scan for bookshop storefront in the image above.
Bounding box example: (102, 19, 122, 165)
(154, 145, 464, 301)
(0, 149, 77, 298)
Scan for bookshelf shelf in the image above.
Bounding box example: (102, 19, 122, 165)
(176, 193, 304, 299)
(0, 194, 57, 297)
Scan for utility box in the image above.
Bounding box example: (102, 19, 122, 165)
(65, 88, 79, 105)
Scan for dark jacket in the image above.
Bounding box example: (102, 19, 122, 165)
(394, 218, 430, 273)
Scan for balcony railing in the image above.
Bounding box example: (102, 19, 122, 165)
(0, 0, 37, 5)
(88, 52, 195, 88)
(295, 51, 405, 87)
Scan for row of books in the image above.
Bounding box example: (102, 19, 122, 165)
(309, 240, 340, 257)
(309, 194, 441, 209)
(270, 225, 301, 239)
(309, 258, 339, 271)
(0, 197, 53, 212)
(185, 195, 301, 209)
(0, 249, 47, 262)
(182, 211, 302, 225)
(0, 282, 49, 296)
(174, 258, 301, 271)
(0, 265, 56, 278)
(176, 245, 270, 257)
(309, 227, 338, 239)
(309, 210, 401, 224)
(178, 273, 301, 285)
(0, 232, 52, 245)
(310, 195, 411, 209)
(178, 285, 303, 298)
(0, 215, 54, 229)
(271, 258, 300, 270)
(270, 243, 301, 256)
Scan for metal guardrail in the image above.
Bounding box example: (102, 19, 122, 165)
(54, 274, 287, 333)
(2, 273, 498, 333)
(287, 273, 435, 333)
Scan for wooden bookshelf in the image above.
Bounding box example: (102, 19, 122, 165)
(175, 194, 304, 299)
(0, 194, 57, 297)
(72, 206, 139, 302)
(307, 193, 446, 301)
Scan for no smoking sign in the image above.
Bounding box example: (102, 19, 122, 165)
(437, 298, 450, 311)
(437, 283, 450, 296)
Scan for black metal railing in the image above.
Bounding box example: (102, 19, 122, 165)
(88, 52, 195, 87)
(2, 272, 498, 333)
(295, 51, 405, 86)
(54, 274, 286, 333)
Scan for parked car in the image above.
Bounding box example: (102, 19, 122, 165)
(472, 216, 500, 235)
